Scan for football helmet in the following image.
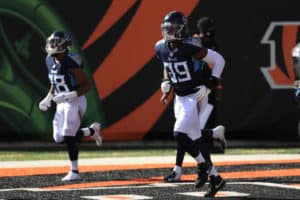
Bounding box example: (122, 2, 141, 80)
(161, 11, 188, 41)
(197, 17, 216, 37)
(45, 31, 72, 55)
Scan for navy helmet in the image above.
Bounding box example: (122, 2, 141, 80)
(197, 17, 216, 37)
(45, 31, 72, 55)
(161, 11, 188, 41)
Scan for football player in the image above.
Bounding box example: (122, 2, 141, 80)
(163, 16, 226, 197)
(292, 42, 300, 139)
(155, 11, 226, 196)
(39, 31, 102, 181)
(293, 43, 300, 98)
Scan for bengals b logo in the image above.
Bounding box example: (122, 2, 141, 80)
(260, 22, 300, 89)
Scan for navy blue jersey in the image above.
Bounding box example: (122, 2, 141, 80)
(155, 37, 207, 96)
(45, 53, 82, 93)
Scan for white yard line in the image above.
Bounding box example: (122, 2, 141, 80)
(0, 154, 300, 168)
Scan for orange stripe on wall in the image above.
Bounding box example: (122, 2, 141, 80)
(269, 25, 297, 85)
(93, 1, 199, 99)
(82, 0, 136, 50)
(282, 25, 297, 81)
(101, 89, 171, 140)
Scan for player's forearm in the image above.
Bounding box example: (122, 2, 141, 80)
(163, 68, 169, 80)
(76, 80, 90, 96)
(46, 85, 54, 95)
(202, 49, 225, 78)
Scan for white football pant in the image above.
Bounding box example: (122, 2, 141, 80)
(53, 95, 87, 143)
(173, 92, 209, 141)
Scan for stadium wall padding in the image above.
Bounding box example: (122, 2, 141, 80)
(0, 0, 299, 141)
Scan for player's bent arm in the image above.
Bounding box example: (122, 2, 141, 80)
(53, 68, 90, 103)
(194, 48, 225, 78)
(72, 67, 91, 96)
(194, 48, 225, 90)
(160, 68, 172, 104)
(202, 49, 225, 78)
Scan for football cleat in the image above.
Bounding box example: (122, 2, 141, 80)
(212, 125, 226, 148)
(212, 139, 225, 154)
(194, 162, 210, 188)
(61, 171, 80, 181)
(164, 170, 182, 182)
(204, 175, 226, 197)
(90, 122, 102, 146)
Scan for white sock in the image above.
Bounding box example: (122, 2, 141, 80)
(194, 152, 206, 163)
(71, 160, 78, 172)
(173, 165, 182, 174)
(209, 166, 218, 176)
(81, 128, 91, 136)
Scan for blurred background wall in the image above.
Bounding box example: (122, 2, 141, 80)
(0, 0, 299, 141)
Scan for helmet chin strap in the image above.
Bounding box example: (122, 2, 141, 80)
(52, 52, 66, 60)
(168, 40, 182, 49)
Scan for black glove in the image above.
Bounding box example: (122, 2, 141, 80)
(205, 76, 219, 90)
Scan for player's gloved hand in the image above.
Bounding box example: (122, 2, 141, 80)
(53, 91, 78, 103)
(205, 76, 219, 91)
(161, 79, 171, 94)
(216, 83, 223, 101)
(39, 93, 53, 111)
(195, 85, 211, 102)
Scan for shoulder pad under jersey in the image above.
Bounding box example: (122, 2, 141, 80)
(292, 43, 300, 58)
(68, 52, 83, 66)
(155, 39, 165, 50)
(183, 36, 202, 48)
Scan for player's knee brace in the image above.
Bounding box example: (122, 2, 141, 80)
(64, 136, 78, 161)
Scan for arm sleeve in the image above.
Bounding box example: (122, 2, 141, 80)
(202, 49, 225, 78)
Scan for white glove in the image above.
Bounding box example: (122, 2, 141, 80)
(195, 86, 211, 102)
(39, 93, 53, 111)
(53, 91, 78, 103)
(161, 80, 171, 93)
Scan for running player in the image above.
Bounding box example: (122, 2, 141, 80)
(155, 11, 226, 196)
(163, 16, 226, 197)
(39, 31, 102, 181)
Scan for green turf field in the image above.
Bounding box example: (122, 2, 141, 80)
(0, 148, 299, 161)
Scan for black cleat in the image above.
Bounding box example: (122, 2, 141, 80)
(164, 171, 181, 182)
(204, 175, 226, 197)
(212, 139, 226, 154)
(194, 162, 210, 188)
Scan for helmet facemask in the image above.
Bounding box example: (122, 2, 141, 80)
(45, 32, 71, 56)
(161, 22, 185, 41)
(161, 11, 188, 42)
